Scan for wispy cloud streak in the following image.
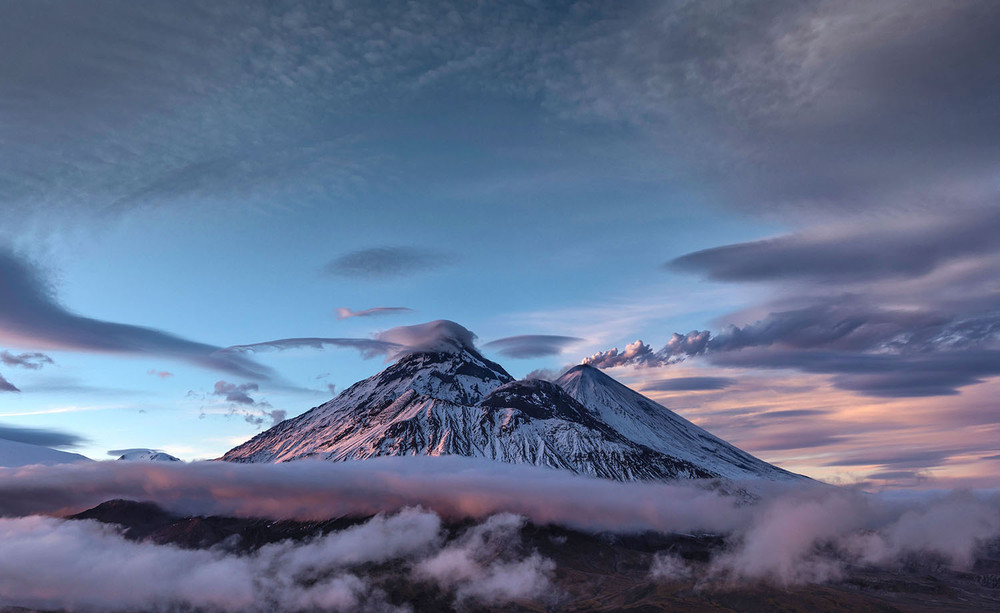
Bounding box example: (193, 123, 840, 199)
(335, 307, 414, 320)
(483, 335, 581, 358)
(0, 250, 270, 379)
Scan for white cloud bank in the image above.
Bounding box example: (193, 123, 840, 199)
(0, 457, 996, 610)
(0, 507, 553, 612)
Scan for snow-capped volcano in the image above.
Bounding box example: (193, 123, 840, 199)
(114, 449, 182, 462)
(556, 365, 797, 481)
(223, 324, 803, 482)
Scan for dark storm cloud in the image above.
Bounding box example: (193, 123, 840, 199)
(0, 250, 271, 379)
(0, 423, 86, 448)
(483, 335, 581, 359)
(642, 377, 736, 392)
(0, 351, 53, 370)
(669, 209, 1000, 283)
(335, 306, 414, 320)
(324, 247, 449, 279)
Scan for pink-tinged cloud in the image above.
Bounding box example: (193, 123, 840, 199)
(0, 507, 555, 612)
(146, 369, 173, 379)
(0, 459, 997, 599)
(0, 457, 742, 532)
(583, 340, 664, 368)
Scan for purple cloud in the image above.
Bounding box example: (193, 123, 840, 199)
(0, 374, 18, 393)
(641, 377, 736, 392)
(335, 306, 414, 320)
(374, 320, 479, 358)
(324, 247, 449, 279)
(0, 350, 53, 370)
(218, 337, 399, 359)
(208, 381, 283, 428)
(219, 321, 482, 363)
(0, 423, 85, 448)
(213, 381, 260, 405)
(483, 335, 581, 358)
(582, 340, 665, 368)
(669, 209, 1000, 284)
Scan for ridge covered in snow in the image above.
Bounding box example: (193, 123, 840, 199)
(556, 365, 797, 480)
(114, 449, 182, 462)
(223, 331, 804, 482)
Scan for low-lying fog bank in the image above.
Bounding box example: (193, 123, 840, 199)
(0, 457, 998, 611)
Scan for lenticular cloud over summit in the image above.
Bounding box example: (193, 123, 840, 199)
(217, 320, 479, 362)
(373, 320, 478, 358)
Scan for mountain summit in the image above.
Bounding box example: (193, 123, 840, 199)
(556, 365, 794, 480)
(223, 334, 803, 482)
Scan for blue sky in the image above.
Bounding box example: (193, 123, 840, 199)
(2, 0, 1000, 486)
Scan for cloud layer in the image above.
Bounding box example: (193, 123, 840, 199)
(0, 423, 86, 448)
(576, 206, 1000, 398)
(335, 307, 414, 320)
(325, 247, 448, 279)
(483, 335, 581, 358)
(221, 320, 481, 362)
(670, 209, 1000, 283)
(0, 458, 996, 609)
(0, 507, 553, 612)
(4, 1, 1000, 221)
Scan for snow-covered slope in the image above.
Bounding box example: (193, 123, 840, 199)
(223, 346, 803, 482)
(222, 347, 514, 464)
(115, 449, 182, 462)
(0, 438, 92, 467)
(556, 365, 800, 481)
